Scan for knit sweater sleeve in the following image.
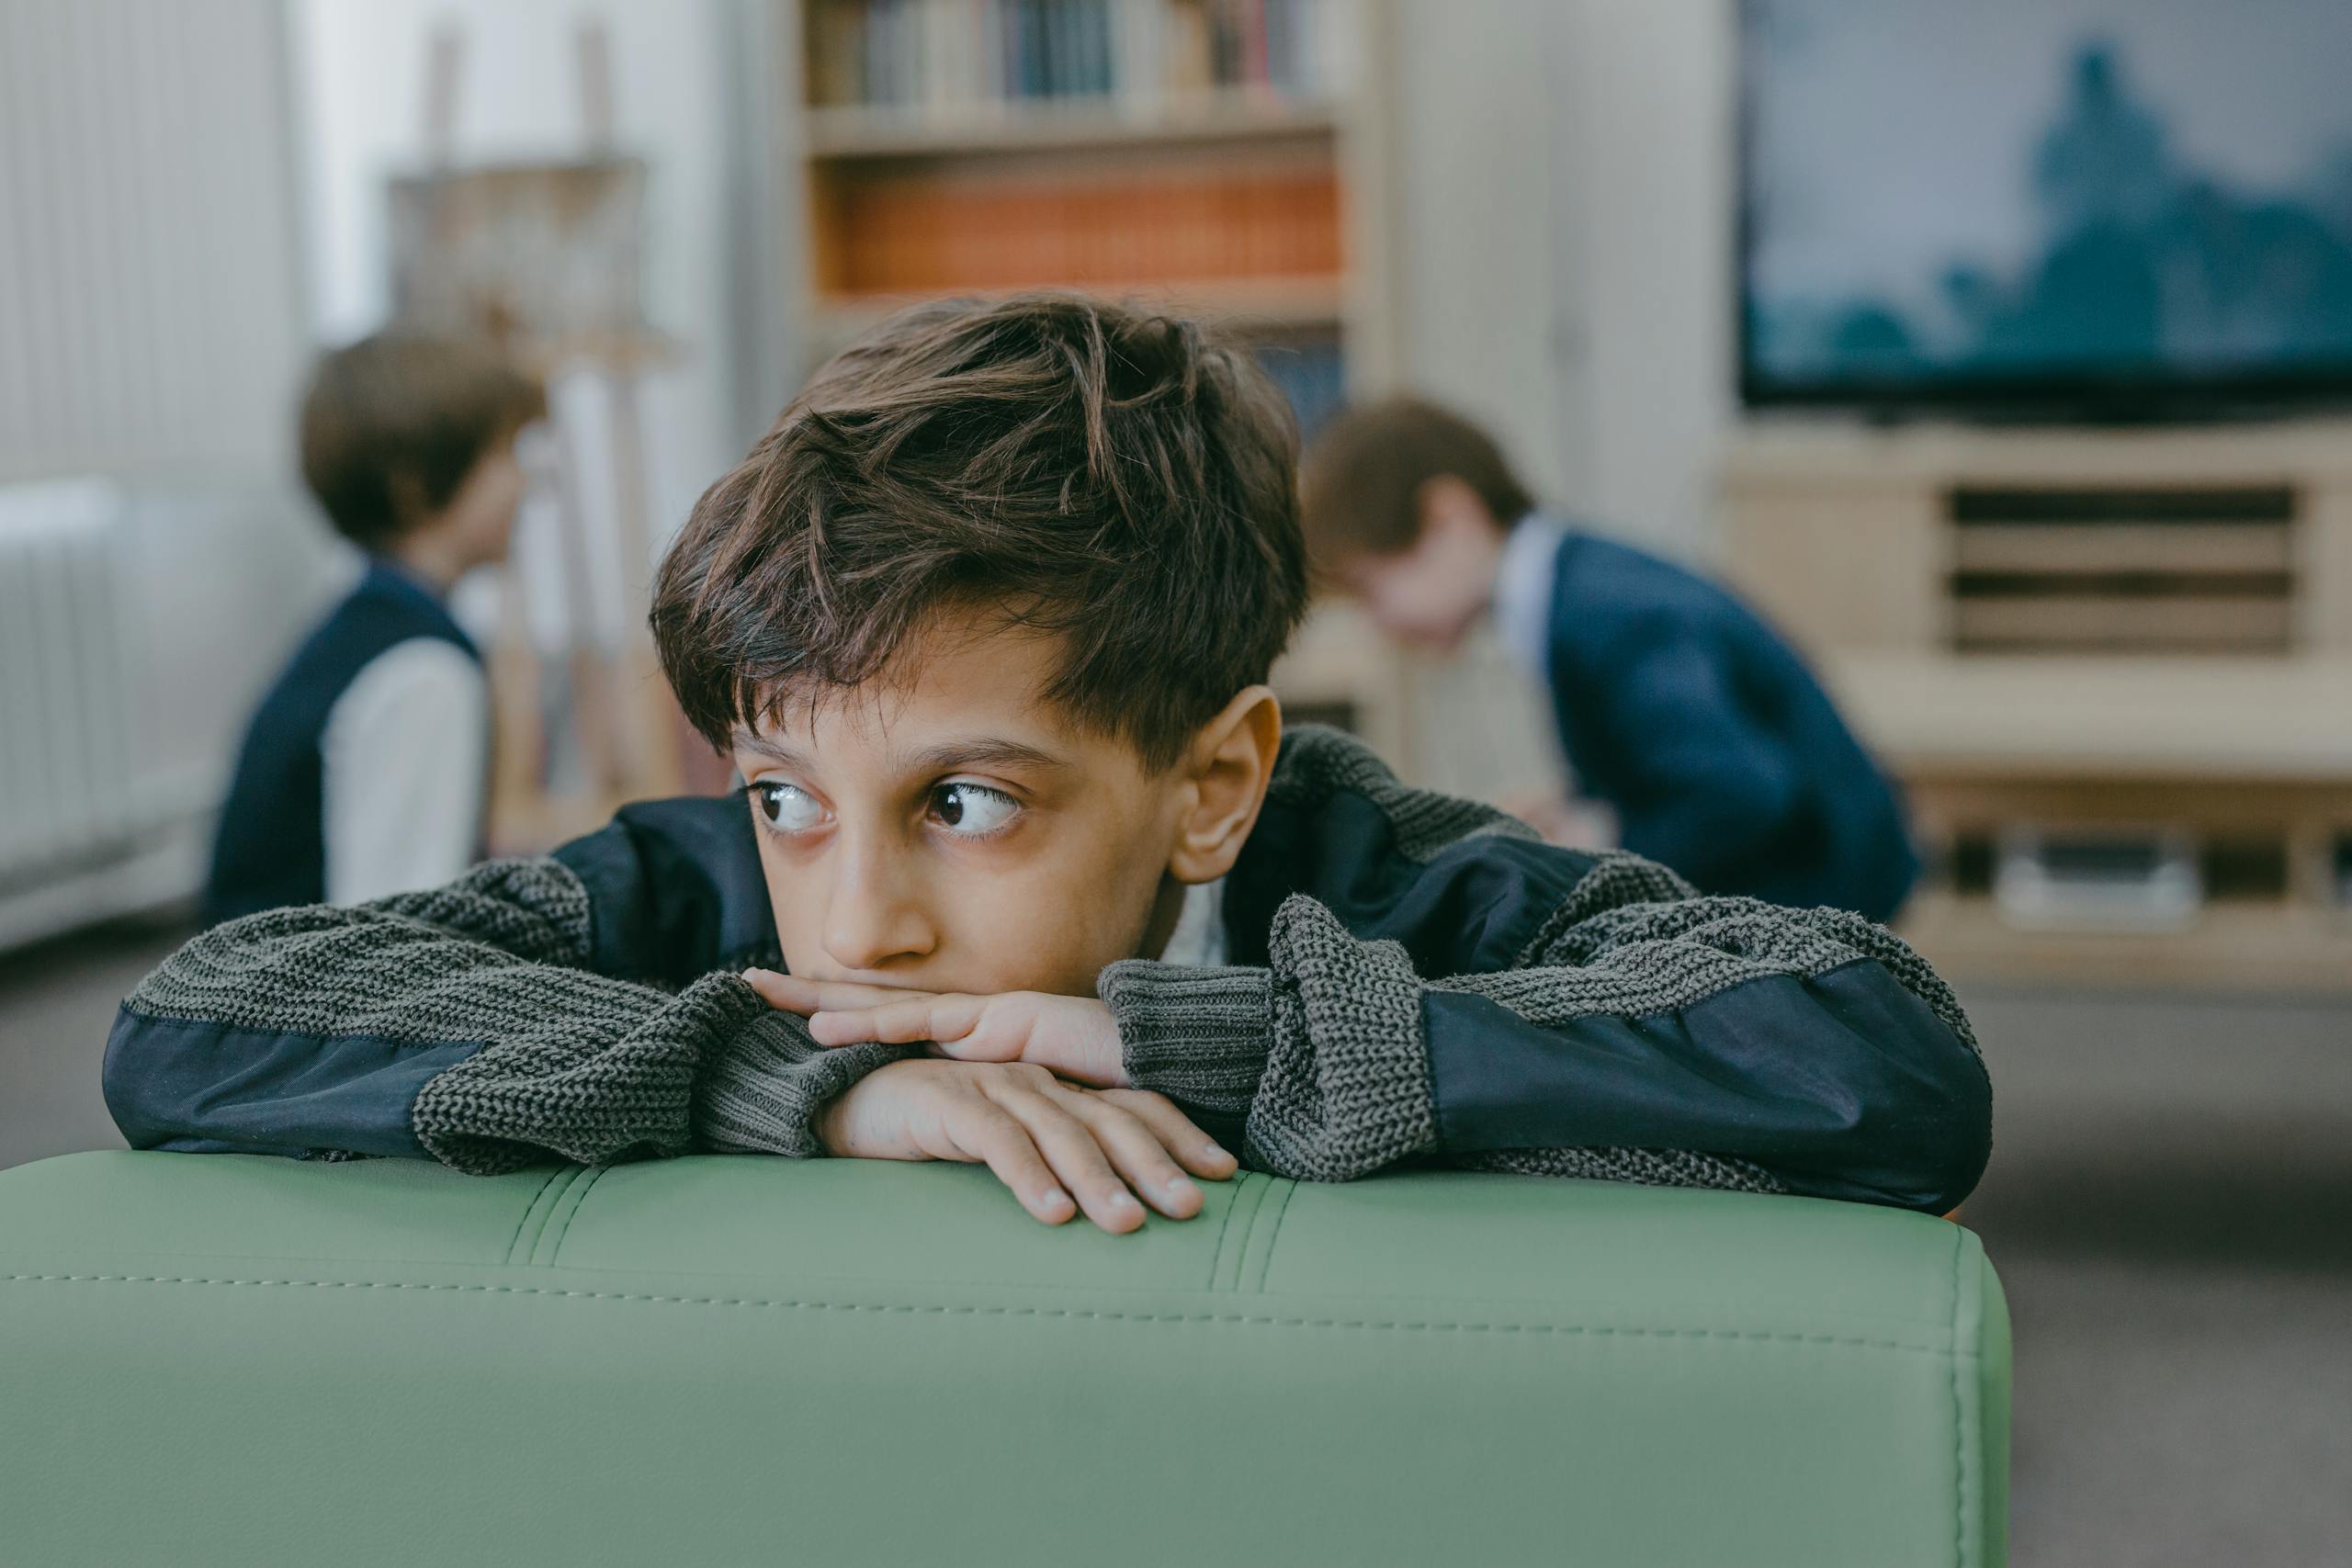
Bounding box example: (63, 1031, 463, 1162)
(1099, 853, 1991, 1213)
(105, 857, 909, 1174)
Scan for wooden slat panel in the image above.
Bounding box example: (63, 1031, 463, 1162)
(1952, 571, 2291, 601)
(2307, 487, 2352, 651)
(1954, 596, 2294, 653)
(1950, 485, 2294, 523)
(1952, 522, 2294, 576)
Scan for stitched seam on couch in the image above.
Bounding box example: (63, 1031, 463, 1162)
(0, 1273, 1960, 1352)
(503, 1168, 582, 1267)
(1224, 1177, 1277, 1292)
(536, 1165, 613, 1267)
(1241, 1179, 1296, 1294)
(1949, 1224, 1967, 1568)
(1206, 1174, 1268, 1292)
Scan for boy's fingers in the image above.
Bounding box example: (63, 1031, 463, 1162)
(741, 970, 936, 1015)
(910, 997, 1029, 1059)
(946, 1101, 1076, 1226)
(809, 995, 994, 1050)
(1053, 1088, 1204, 1219)
(990, 1085, 1147, 1234)
(1095, 1089, 1238, 1180)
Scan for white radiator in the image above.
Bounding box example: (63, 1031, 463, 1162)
(0, 479, 332, 950)
(0, 0, 317, 949)
(0, 0, 305, 484)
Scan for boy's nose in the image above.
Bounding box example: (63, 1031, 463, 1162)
(820, 854, 938, 975)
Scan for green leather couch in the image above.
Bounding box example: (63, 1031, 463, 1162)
(0, 1151, 2007, 1566)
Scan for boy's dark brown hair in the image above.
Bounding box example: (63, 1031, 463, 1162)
(653, 292, 1309, 771)
(1299, 397, 1534, 563)
(299, 333, 546, 549)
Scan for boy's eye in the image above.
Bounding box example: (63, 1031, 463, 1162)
(754, 781, 827, 833)
(930, 782, 1019, 837)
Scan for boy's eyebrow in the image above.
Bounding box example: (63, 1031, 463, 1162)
(898, 738, 1069, 775)
(730, 732, 1069, 776)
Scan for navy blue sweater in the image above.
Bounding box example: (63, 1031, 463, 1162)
(203, 561, 481, 925)
(1533, 530, 1917, 921)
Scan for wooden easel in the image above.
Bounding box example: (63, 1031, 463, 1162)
(417, 18, 687, 852)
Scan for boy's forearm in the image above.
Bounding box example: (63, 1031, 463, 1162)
(1104, 932, 1433, 1183)
(1103, 880, 1991, 1212)
(415, 969, 914, 1170)
(107, 858, 908, 1172)
(1100, 962, 1271, 1121)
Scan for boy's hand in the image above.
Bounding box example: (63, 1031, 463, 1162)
(744, 971, 1128, 1088)
(814, 1057, 1235, 1233)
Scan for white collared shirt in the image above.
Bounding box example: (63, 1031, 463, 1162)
(1492, 510, 1568, 685)
(1157, 877, 1227, 967)
(321, 637, 487, 905)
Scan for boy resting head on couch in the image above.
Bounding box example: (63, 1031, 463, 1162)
(107, 294, 1991, 1234)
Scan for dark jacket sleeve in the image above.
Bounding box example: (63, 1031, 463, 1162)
(104, 845, 910, 1174)
(1102, 852, 1991, 1213)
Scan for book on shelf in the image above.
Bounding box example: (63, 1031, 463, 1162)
(806, 0, 1358, 115)
(821, 163, 1342, 294)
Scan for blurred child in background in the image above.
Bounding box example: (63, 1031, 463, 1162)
(1302, 397, 1917, 921)
(203, 334, 543, 923)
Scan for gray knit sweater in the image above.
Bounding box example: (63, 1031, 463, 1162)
(109, 728, 1989, 1209)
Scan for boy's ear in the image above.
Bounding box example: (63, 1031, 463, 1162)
(385, 465, 433, 532)
(1167, 685, 1283, 886)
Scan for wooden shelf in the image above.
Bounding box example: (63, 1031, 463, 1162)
(782, 0, 1395, 368)
(1724, 416, 2352, 987)
(1724, 416, 2352, 488)
(775, 0, 1412, 770)
(804, 94, 1346, 160)
(1898, 890, 2352, 994)
(1821, 654, 2352, 781)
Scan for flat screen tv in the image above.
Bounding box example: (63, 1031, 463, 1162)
(1740, 0, 2352, 419)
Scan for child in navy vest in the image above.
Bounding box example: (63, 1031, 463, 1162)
(1301, 397, 1917, 922)
(204, 334, 542, 923)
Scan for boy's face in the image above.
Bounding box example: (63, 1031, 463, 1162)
(1335, 476, 1503, 652)
(729, 612, 1196, 998)
(437, 435, 530, 572)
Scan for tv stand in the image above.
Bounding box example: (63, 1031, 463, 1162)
(1721, 418, 2352, 991)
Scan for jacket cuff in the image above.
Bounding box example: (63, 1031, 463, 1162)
(694, 980, 911, 1157)
(1098, 961, 1273, 1120)
(1240, 894, 1436, 1181)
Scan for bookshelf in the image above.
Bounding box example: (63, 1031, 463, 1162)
(803, 91, 1347, 157)
(772, 0, 1411, 764)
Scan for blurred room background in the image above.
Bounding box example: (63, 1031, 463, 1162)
(3, 2, 2348, 1560)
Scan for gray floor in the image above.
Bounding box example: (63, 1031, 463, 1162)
(2, 923, 2347, 1562)
(0, 917, 180, 1168)
(1958, 988, 2352, 1565)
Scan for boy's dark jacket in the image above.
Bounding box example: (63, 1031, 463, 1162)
(107, 728, 1991, 1213)
(1538, 528, 1918, 922)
